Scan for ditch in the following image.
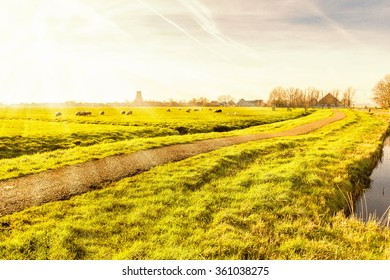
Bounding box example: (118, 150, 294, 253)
(355, 136, 390, 225)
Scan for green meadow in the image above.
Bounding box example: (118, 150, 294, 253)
(0, 107, 389, 259)
(0, 107, 306, 159)
(0, 107, 319, 181)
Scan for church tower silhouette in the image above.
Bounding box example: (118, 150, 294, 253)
(134, 91, 143, 105)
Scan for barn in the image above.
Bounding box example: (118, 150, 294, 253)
(318, 93, 342, 108)
(236, 99, 264, 107)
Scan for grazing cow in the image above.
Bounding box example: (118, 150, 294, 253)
(194, 108, 199, 112)
(126, 110, 132, 115)
(121, 111, 126, 115)
(185, 109, 191, 113)
(214, 109, 222, 113)
(100, 111, 105, 115)
(167, 109, 171, 112)
(55, 112, 62, 117)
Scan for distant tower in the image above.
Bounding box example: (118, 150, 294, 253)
(133, 91, 143, 105)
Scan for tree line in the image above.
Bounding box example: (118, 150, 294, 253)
(267, 86, 355, 108)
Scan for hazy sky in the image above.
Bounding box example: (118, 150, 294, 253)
(0, 0, 389, 104)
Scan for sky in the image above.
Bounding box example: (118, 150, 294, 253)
(0, 0, 389, 105)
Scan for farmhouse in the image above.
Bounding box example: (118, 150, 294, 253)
(236, 98, 264, 107)
(318, 93, 342, 108)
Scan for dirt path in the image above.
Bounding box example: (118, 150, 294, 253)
(0, 110, 345, 217)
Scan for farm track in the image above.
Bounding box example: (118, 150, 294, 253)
(0, 110, 345, 217)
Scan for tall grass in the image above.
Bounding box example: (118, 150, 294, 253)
(351, 193, 390, 227)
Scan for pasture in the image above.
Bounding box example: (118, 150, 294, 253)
(0, 107, 389, 259)
(0, 107, 306, 159)
(0, 107, 313, 181)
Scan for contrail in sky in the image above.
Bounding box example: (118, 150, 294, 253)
(179, 0, 262, 61)
(135, 0, 231, 62)
(286, 0, 356, 43)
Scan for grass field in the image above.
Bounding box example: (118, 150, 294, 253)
(0, 107, 389, 259)
(0, 107, 322, 181)
(0, 107, 307, 159)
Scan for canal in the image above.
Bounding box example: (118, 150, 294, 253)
(355, 136, 390, 225)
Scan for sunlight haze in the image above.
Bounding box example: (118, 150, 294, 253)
(0, 0, 389, 104)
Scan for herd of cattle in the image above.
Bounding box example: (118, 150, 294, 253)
(55, 108, 228, 117)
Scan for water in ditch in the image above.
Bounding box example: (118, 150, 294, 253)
(354, 136, 390, 225)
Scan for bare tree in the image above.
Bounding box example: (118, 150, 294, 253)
(268, 87, 287, 107)
(305, 87, 320, 107)
(294, 88, 305, 107)
(188, 98, 197, 106)
(342, 87, 355, 108)
(373, 74, 390, 109)
(285, 87, 305, 108)
(217, 95, 234, 106)
(168, 98, 179, 107)
(197, 97, 209, 106)
(285, 87, 293, 107)
(330, 89, 341, 106)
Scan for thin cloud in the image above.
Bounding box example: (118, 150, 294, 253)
(278, 0, 358, 44)
(178, 0, 262, 61)
(135, 0, 231, 62)
(304, 0, 354, 40)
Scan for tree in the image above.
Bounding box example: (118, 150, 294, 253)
(217, 95, 234, 106)
(188, 98, 197, 106)
(342, 87, 355, 108)
(197, 97, 209, 106)
(286, 87, 304, 108)
(168, 98, 179, 106)
(373, 74, 390, 109)
(294, 88, 305, 108)
(268, 87, 287, 107)
(330, 89, 340, 107)
(305, 87, 320, 106)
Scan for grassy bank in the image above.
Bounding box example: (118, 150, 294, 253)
(0, 109, 389, 259)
